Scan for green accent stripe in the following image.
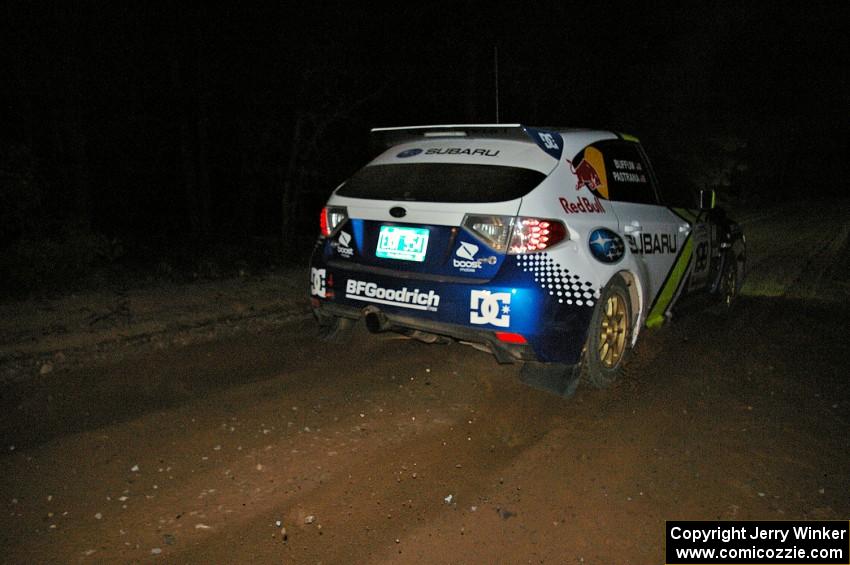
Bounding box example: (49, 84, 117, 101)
(671, 207, 698, 224)
(646, 236, 694, 328)
(618, 132, 641, 143)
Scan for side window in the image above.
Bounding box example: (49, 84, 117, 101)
(571, 140, 658, 205)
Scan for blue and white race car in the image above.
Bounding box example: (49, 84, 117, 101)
(309, 125, 745, 396)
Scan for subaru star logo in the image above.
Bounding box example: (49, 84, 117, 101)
(396, 148, 423, 158)
(588, 228, 625, 264)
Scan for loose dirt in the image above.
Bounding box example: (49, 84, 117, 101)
(1, 202, 848, 563)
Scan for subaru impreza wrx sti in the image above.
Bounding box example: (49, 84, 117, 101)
(309, 124, 745, 396)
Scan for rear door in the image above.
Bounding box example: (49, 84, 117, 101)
(573, 140, 688, 324)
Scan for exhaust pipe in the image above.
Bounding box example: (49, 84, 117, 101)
(363, 307, 390, 333)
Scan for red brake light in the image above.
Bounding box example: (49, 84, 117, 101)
(320, 208, 330, 236)
(495, 331, 527, 344)
(508, 217, 567, 254)
(319, 206, 348, 237)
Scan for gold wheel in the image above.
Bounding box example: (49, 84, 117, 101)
(598, 292, 627, 369)
(583, 277, 632, 388)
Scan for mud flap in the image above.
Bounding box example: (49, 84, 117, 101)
(519, 362, 580, 398)
(316, 314, 356, 343)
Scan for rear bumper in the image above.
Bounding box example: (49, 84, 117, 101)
(310, 243, 599, 364)
(314, 300, 538, 363)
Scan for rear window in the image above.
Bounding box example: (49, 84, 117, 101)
(335, 163, 546, 203)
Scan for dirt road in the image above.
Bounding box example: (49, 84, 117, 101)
(2, 202, 849, 563)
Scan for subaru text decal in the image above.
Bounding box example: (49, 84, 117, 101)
(588, 228, 625, 264)
(470, 289, 511, 327)
(424, 147, 500, 157)
(626, 233, 678, 254)
(345, 279, 440, 311)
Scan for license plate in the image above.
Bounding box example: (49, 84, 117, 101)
(376, 226, 429, 262)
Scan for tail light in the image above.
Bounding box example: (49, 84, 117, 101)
(462, 215, 567, 254)
(462, 215, 515, 252)
(320, 206, 348, 237)
(508, 217, 567, 254)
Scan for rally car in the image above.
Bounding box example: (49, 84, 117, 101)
(309, 125, 745, 396)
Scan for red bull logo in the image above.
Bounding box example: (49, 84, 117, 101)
(569, 146, 609, 199)
(559, 196, 606, 214)
(574, 159, 602, 191)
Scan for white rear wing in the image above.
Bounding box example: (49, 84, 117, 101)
(369, 124, 622, 165)
(370, 124, 530, 149)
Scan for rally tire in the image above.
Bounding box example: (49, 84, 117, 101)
(581, 275, 633, 388)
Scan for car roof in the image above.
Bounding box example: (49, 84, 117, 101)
(370, 124, 626, 161)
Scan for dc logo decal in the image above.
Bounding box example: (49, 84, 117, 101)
(397, 148, 423, 158)
(538, 132, 559, 150)
(470, 290, 511, 327)
(525, 127, 563, 160)
(310, 268, 326, 298)
(588, 228, 625, 264)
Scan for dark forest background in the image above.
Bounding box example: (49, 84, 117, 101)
(1, 3, 847, 295)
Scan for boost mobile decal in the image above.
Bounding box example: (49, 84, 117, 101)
(332, 230, 354, 258)
(453, 241, 497, 273)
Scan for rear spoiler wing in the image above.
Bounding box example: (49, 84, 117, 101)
(370, 124, 567, 160)
(370, 124, 528, 148)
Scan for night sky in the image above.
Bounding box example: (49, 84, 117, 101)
(1, 2, 848, 284)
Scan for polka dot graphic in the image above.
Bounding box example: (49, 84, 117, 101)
(515, 253, 599, 308)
